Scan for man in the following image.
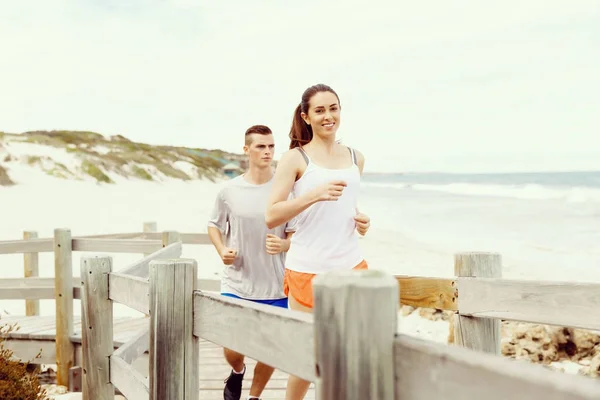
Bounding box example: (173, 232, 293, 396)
(208, 124, 295, 400)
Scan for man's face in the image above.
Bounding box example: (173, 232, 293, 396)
(244, 134, 274, 169)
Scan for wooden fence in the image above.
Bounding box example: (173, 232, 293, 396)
(1, 224, 600, 399)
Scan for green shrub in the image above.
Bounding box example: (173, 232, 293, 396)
(46, 163, 73, 179)
(81, 160, 113, 183)
(131, 165, 153, 181)
(26, 156, 42, 166)
(153, 162, 190, 180)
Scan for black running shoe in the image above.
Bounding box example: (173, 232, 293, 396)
(223, 367, 244, 400)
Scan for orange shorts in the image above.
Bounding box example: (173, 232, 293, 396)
(283, 260, 369, 309)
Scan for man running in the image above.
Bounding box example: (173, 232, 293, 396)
(208, 124, 295, 400)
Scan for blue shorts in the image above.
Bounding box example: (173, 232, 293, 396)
(221, 293, 288, 309)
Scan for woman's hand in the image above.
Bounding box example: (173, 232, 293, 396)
(265, 234, 290, 254)
(311, 180, 347, 202)
(354, 211, 370, 236)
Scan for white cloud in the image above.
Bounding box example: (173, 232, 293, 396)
(0, 0, 598, 172)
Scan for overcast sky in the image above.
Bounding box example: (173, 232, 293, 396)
(1, 0, 598, 173)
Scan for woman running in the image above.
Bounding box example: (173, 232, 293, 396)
(266, 83, 371, 400)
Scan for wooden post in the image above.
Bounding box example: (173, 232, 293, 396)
(54, 228, 75, 387)
(313, 269, 398, 400)
(80, 256, 114, 400)
(69, 366, 83, 392)
(453, 252, 502, 354)
(149, 259, 198, 400)
(143, 222, 157, 256)
(23, 231, 40, 316)
(162, 230, 180, 247)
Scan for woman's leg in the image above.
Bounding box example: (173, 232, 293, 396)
(286, 294, 313, 400)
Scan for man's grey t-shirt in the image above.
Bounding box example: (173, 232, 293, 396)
(208, 175, 295, 300)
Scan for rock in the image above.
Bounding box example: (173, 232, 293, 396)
(418, 307, 453, 321)
(501, 321, 600, 376)
(42, 384, 68, 398)
(401, 305, 415, 316)
(588, 352, 600, 377)
(48, 390, 126, 400)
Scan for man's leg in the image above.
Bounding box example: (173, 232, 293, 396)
(247, 297, 287, 398)
(224, 347, 245, 400)
(248, 362, 275, 398)
(224, 347, 245, 371)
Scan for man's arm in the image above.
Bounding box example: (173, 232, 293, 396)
(207, 190, 237, 265)
(208, 226, 237, 265)
(208, 225, 226, 256)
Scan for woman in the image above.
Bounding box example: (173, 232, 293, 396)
(266, 83, 370, 400)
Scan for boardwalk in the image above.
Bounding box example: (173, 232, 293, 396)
(2, 315, 315, 399)
(2, 227, 600, 399)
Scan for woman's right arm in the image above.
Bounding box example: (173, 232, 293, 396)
(266, 150, 346, 229)
(266, 150, 314, 229)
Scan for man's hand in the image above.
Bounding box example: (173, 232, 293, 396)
(219, 247, 238, 265)
(266, 234, 290, 255)
(354, 210, 371, 236)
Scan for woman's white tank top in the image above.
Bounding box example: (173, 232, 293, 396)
(285, 146, 364, 274)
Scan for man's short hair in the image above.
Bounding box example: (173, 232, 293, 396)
(245, 125, 272, 145)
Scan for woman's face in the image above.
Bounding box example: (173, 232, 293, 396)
(302, 91, 341, 139)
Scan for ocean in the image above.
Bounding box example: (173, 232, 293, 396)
(362, 171, 600, 202)
(358, 171, 600, 283)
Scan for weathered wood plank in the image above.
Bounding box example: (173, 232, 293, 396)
(1, 339, 57, 364)
(0, 286, 54, 300)
(0, 277, 55, 288)
(142, 232, 210, 245)
(2, 316, 146, 344)
(149, 259, 198, 400)
(182, 259, 199, 400)
(194, 291, 315, 382)
(1, 316, 58, 339)
(394, 334, 600, 400)
(23, 231, 40, 316)
(117, 242, 182, 278)
(109, 272, 150, 315)
(54, 228, 74, 387)
(458, 277, 600, 331)
(72, 238, 162, 253)
(0, 277, 81, 300)
(454, 252, 501, 355)
(110, 355, 149, 400)
(81, 256, 115, 399)
(396, 275, 457, 310)
(143, 222, 157, 256)
(113, 327, 149, 364)
(0, 238, 54, 254)
(75, 232, 145, 239)
(314, 270, 398, 400)
(69, 366, 83, 393)
(162, 231, 180, 247)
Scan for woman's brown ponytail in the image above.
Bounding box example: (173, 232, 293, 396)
(288, 84, 340, 150)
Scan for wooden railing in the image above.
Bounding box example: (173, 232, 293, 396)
(79, 256, 600, 400)
(2, 224, 600, 399)
(0, 223, 213, 387)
